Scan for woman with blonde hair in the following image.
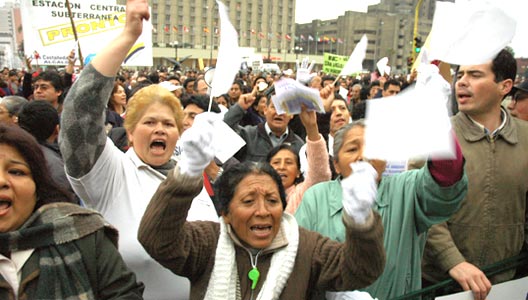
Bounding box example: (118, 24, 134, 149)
(59, 1, 217, 298)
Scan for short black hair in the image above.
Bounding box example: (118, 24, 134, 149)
(183, 77, 196, 89)
(33, 71, 63, 92)
(185, 94, 221, 113)
(383, 79, 401, 90)
(266, 144, 304, 185)
(492, 48, 517, 83)
(18, 101, 59, 143)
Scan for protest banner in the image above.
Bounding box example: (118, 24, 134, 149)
(20, 0, 153, 66)
(322, 53, 349, 75)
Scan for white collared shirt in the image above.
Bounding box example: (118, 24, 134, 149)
(0, 249, 34, 299)
(265, 122, 289, 148)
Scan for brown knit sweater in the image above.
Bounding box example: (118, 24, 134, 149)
(138, 168, 385, 299)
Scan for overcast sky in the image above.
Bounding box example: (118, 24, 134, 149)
(296, 0, 528, 58)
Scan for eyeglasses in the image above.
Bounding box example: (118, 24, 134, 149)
(32, 83, 52, 91)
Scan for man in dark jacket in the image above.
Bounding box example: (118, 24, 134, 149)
(223, 90, 304, 163)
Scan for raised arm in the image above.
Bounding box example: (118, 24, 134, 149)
(59, 0, 149, 178)
(286, 107, 331, 214)
(412, 134, 468, 233)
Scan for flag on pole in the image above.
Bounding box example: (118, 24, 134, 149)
(250, 29, 256, 35)
(172, 26, 178, 32)
(258, 32, 265, 39)
(337, 38, 344, 44)
(183, 26, 189, 33)
(308, 35, 314, 41)
(204, 27, 210, 33)
(152, 27, 157, 33)
(164, 25, 169, 33)
(300, 34, 305, 41)
(285, 34, 292, 41)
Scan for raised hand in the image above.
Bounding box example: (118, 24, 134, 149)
(299, 104, 319, 141)
(340, 161, 378, 224)
(296, 57, 315, 85)
(177, 112, 217, 177)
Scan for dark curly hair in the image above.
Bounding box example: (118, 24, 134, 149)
(213, 162, 286, 215)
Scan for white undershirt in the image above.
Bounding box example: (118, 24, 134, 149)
(0, 249, 35, 299)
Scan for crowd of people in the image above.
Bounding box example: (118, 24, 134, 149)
(1, 0, 527, 299)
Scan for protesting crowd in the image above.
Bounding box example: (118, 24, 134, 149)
(1, 0, 527, 300)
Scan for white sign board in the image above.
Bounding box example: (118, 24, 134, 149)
(20, 0, 153, 66)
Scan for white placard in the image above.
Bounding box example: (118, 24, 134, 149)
(20, 0, 153, 66)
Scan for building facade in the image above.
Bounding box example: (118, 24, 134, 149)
(0, 1, 20, 68)
(296, 0, 436, 74)
(141, 0, 297, 69)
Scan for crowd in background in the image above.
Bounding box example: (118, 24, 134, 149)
(1, 1, 527, 300)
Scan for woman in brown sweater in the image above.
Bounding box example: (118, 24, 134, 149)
(139, 112, 386, 300)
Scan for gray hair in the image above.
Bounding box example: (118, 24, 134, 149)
(0, 96, 28, 116)
(333, 119, 366, 161)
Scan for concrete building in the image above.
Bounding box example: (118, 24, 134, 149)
(0, 1, 19, 68)
(127, 0, 297, 69)
(296, 0, 436, 74)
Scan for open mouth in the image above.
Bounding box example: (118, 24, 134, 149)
(150, 139, 166, 150)
(0, 199, 12, 212)
(250, 225, 272, 232)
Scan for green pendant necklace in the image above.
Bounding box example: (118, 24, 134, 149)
(248, 267, 260, 290)
(248, 251, 261, 290)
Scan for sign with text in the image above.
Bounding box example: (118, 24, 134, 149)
(21, 0, 153, 66)
(322, 53, 349, 75)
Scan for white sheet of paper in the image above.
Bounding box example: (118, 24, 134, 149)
(376, 57, 389, 76)
(209, 1, 240, 99)
(435, 276, 528, 300)
(211, 119, 246, 163)
(272, 78, 324, 115)
(339, 34, 368, 77)
(428, 0, 516, 65)
(339, 86, 349, 101)
(364, 65, 454, 161)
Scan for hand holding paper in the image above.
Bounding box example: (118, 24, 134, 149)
(428, 1, 516, 65)
(272, 78, 325, 115)
(364, 63, 454, 161)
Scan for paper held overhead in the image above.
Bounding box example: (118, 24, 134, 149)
(376, 57, 389, 76)
(272, 78, 325, 115)
(339, 34, 368, 77)
(209, 0, 240, 100)
(428, 0, 516, 65)
(364, 64, 454, 161)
